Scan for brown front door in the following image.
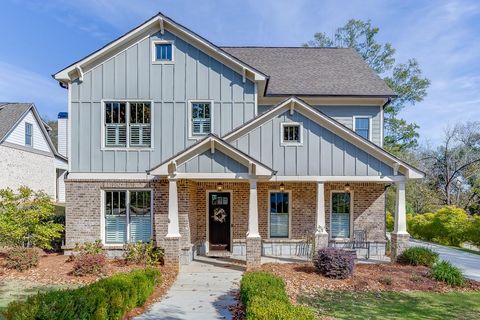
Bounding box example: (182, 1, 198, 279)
(208, 192, 231, 251)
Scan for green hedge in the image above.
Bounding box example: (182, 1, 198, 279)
(397, 247, 439, 267)
(240, 272, 315, 320)
(2, 268, 161, 320)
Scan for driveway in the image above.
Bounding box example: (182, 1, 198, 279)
(410, 239, 480, 281)
(135, 256, 244, 320)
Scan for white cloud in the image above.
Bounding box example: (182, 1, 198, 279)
(0, 61, 66, 119)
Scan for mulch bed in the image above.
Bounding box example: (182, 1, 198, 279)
(260, 262, 480, 302)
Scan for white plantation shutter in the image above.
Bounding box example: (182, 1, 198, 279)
(129, 124, 151, 147)
(129, 215, 152, 242)
(106, 124, 127, 147)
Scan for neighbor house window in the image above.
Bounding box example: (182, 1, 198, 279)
(354, 117, 370, 140)
(25, 122, 33, 147)
(331, 192, 351, 239)
(270, 192, 289, 238)
(104, 101, 151, 148)
(281, 123, 302, 145)
(153, 42, 173, 62)
(104, 190, 152, 244)
(190, 101, 212, 137)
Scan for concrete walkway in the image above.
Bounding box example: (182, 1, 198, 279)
(410, 239, 480, 281)
(135, 256, 244, 320)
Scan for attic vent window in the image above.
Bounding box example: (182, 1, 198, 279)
(153, 41, 173, 62)
(281, 122, 303, 145)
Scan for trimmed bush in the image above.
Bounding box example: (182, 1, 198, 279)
(72, 253, 106, 276)
(2, 268, 161, 320)
(240, 272, 314, 320)
(431, 261, 465, 286)
(314, 248, 356, 279)
(397, 246, 439, 267)
(4, 247, 39, 271)
(124, 241, 164, 266)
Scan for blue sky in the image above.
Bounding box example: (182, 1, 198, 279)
(1, 0, 479, 145)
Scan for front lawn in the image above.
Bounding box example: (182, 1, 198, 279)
(299, 291, 480, 320)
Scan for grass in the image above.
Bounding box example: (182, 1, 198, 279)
(299, 291, 480, 320)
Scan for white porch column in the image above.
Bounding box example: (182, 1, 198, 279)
(315, 182, 329, 251)
(394, 180, 408, 235)
(166, 176, 181, 238)
(392, 180, 410, 259)
(247, 179, 260, 238)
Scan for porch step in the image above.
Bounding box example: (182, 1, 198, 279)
(206, 250, 232, 258)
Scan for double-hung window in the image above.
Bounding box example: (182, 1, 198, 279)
(269, 192, 289, 238)
(190, 101, 212, 137)
(104, 190, 152, 244)
(104, 101, 151, 148)
(354, 117, 370, 140)
(25, 122, 33, 147)
(331, 192, 351, 239)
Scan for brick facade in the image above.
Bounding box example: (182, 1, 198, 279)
(65, 179, 387, 264)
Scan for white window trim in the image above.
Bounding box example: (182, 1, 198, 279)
(100, 188, 154, 246)
(352, 116, 372, 141)
(25, 122, 33, 147)
(101, 99, 154, 151)
(280, 122, 303, 146)
(267, 190, 292, 239)
(187, 100, 214, 140)
(151, 39, 175, 64)
(205, 190, 233, 254)
(329, 190, 354, 241)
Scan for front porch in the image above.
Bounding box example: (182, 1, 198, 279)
(157, 179, 407, 268)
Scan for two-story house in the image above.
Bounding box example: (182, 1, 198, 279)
(53, 12, 423, 268)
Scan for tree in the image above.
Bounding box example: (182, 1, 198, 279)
(423, 122, 480, 209)
(0, 187, 64, 249)
(304, 19, 430, 153)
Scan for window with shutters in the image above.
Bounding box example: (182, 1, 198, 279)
(281, 122, 303, 145)
(189, 101, 213, 138)
(269, 192, 290, 238)
(104, 101, 152, 148)
(330, 192, 352, 239)
(104, 190, 152, 244)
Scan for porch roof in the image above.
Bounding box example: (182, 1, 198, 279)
(147, 134, 275, 177)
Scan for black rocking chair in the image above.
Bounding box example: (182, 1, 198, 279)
(353, 230, 370, 259)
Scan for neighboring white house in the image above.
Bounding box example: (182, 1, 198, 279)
(0, 103, 68, 202)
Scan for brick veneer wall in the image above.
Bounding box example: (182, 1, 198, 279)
(325, 183, 386, 242)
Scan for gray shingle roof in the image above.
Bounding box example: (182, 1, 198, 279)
(221, 47, 395, 97)
(0, 103, 33, 142)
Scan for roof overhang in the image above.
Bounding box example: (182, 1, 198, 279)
(224, 96, 425, 180)
(53, 13, 267, 85)
(148, 134, 274, 177)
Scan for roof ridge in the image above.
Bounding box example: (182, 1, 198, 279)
(221, 46, 348, 49)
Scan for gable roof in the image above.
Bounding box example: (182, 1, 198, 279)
(0, 103, 67, 161)
(53, 12, 267, 84)
(221, 47, 395, 97)
(148, 134, 274, 177)
(223, 97, 423, 179)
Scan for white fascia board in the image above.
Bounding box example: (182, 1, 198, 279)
(54, 14, 266, 83)
(224, 97, 424, 179)
(271, 175, 406, 182)
(67, 172, 153, 180)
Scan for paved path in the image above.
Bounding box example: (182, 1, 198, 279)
(410, 239, 480, 281)
(135, 256, 244, 320)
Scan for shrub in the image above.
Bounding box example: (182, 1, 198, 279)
(397, 246, 439, 267)
(73, 239, 104, 255)
(431, 260, 465, 286)
(314, 248, 356, 279)
(467, 215, 480, 247)
(0, 187, 64, 249)
(240, 272, 314, 320)
(124, 241, 164, 266)
(2, 268, 161, 320)
(386, 211, 394, 232)
(379, 276, 392, 286)
(4, 247, 39, 271)
(72, 253, 106, 276)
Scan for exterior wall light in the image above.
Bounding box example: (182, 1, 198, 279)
(344, 183, 351, 192)
(279, 182, 285, 191)
(217, 182, 223, 191)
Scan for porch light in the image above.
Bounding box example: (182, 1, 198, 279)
(217, 182, 223, 191)
(344, 183, 351, 192)
(279, 182, 285, 191)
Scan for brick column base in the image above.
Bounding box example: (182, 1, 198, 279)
(246, 236, 261, 270)
(391, 232, 410, 261)
(314, 232, 329, 253)
(163, 236, 180, 268)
